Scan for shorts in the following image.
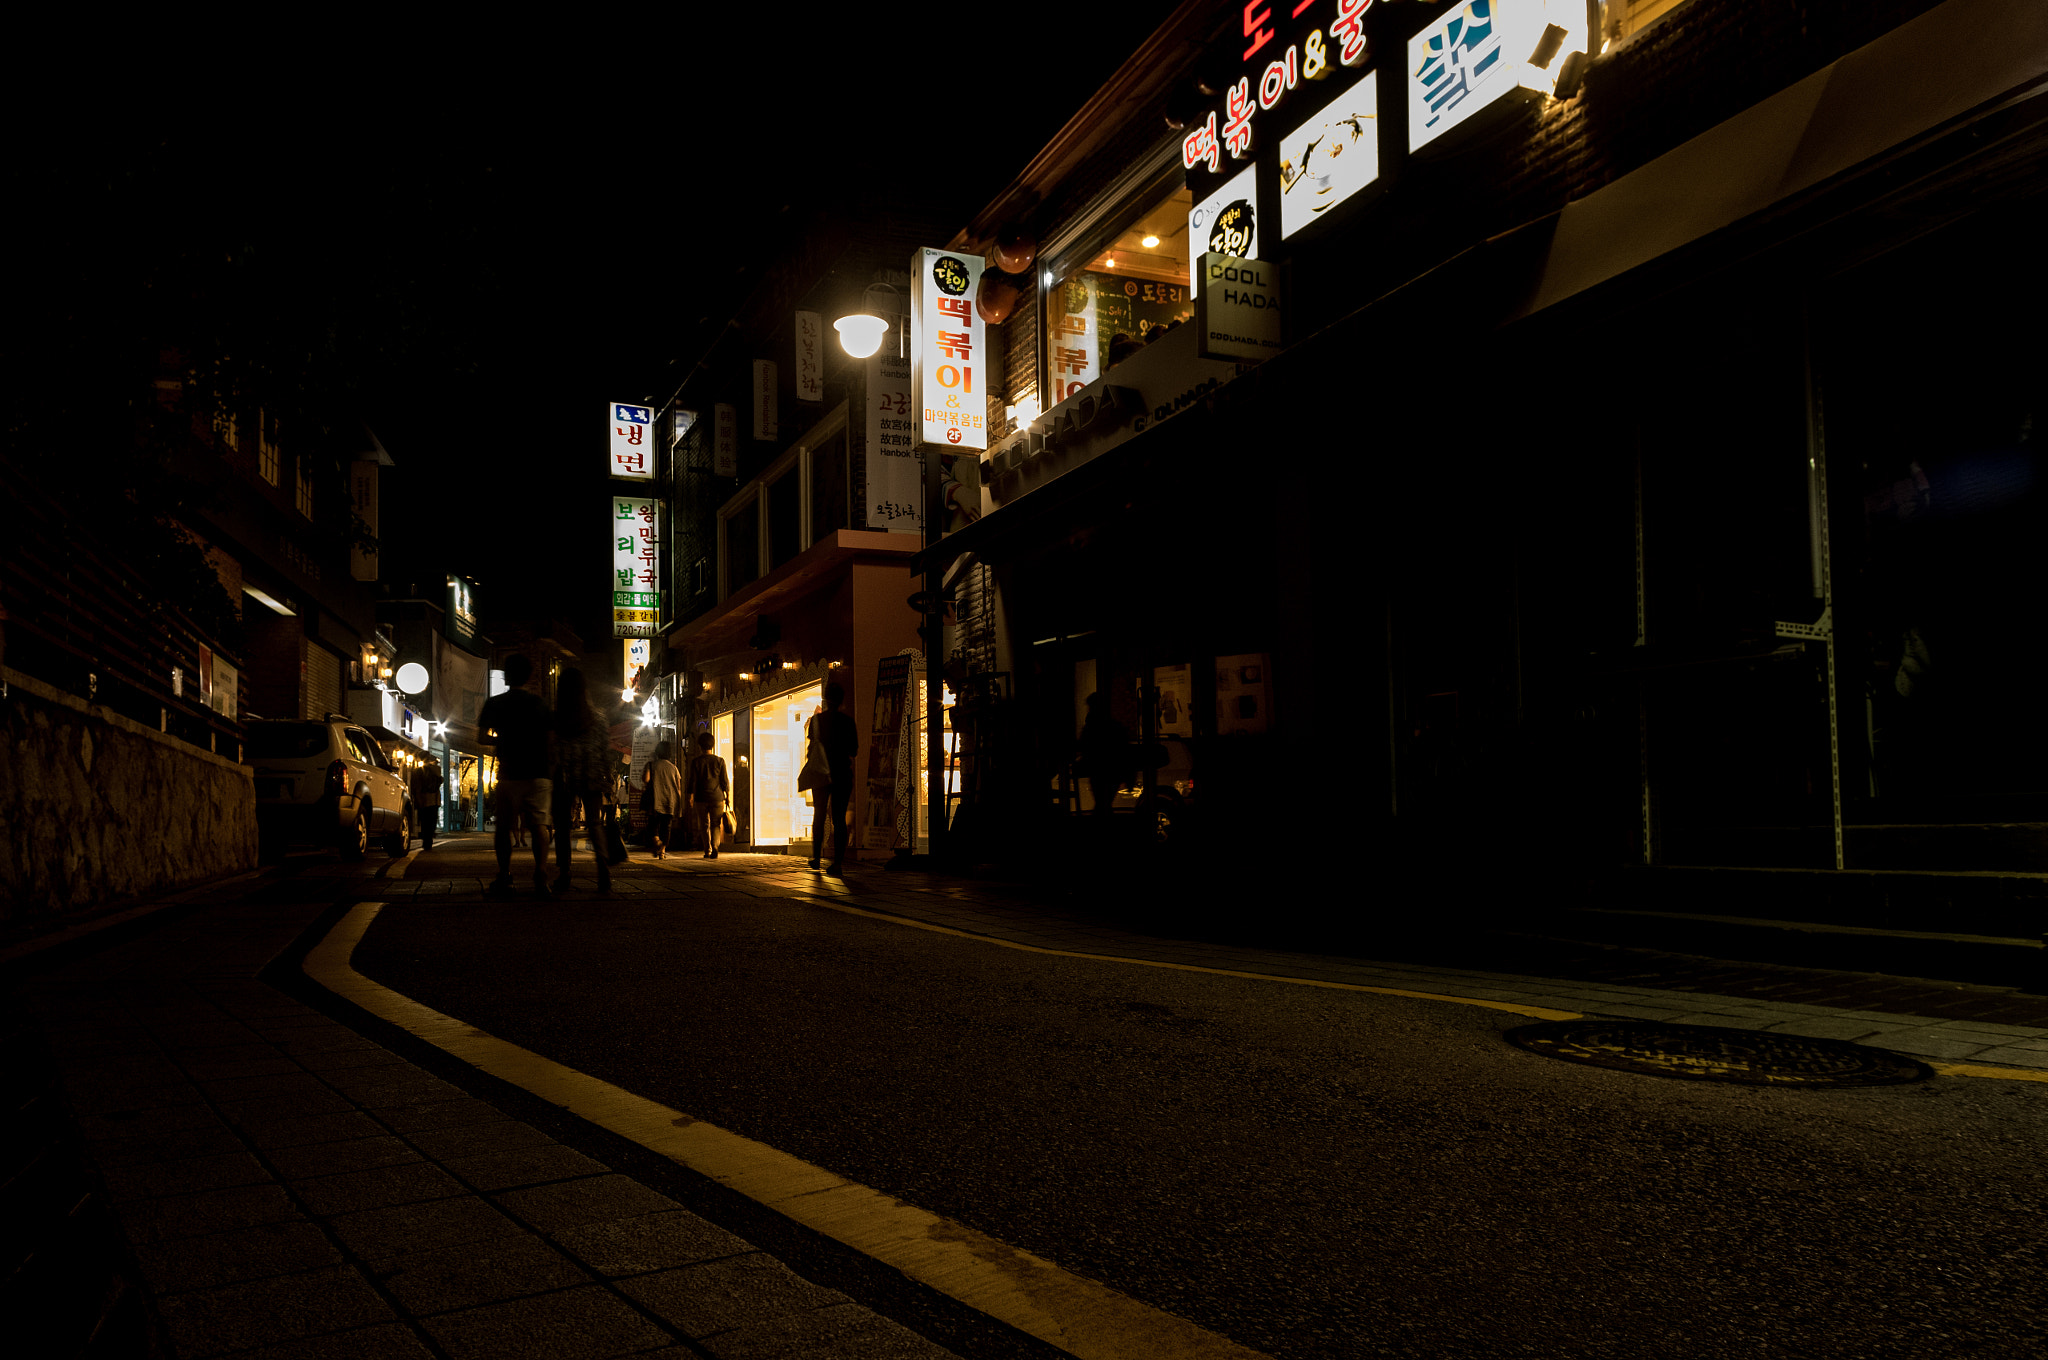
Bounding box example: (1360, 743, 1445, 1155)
(495, 778, 553, 829)
(693, 799, 729, 818)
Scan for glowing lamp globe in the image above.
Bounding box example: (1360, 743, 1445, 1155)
(834, 313, 889, 358)
(395, 662, 430, 694)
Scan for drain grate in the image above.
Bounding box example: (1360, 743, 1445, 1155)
(1506, 1019, 1933, 1088)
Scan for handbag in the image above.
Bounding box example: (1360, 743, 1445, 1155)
(797, 723, 829, 793)
(721, 809, 737, 837)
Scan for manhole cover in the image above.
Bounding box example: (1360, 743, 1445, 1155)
(1506, 1019, 1932, 1088)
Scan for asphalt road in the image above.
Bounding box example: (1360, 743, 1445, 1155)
(352, 872, 2048, 1359)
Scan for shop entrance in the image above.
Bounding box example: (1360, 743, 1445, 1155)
(748, 682, 822, 847)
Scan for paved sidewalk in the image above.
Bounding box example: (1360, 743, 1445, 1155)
(11, 861, 961, 1360)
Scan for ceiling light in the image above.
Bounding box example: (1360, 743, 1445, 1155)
(1141, 235, 1161, 248)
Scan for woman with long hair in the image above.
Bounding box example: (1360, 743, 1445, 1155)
(549, 666, 615, 892)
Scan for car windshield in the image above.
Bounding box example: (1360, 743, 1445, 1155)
(247, 723, 332, 760)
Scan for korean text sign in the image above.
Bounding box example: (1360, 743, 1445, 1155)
(912, 248, 987, 451)
(610, 402, 654, 480)
(611, 496, 659, 638)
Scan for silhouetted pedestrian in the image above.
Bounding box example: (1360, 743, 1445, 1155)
(478, 654, 553, 896)
(549, 667, 613, 894)
(1077, 691, 1132, 816)
(410, 757, 442, 851)
(645, 740, 683, 860)
(688, 731, 731, 859)
(805, 681, 858, 874)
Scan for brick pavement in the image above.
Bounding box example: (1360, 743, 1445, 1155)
(8, 860, 962, 1360)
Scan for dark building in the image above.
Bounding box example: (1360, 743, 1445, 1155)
(902, 0, 2046, 918)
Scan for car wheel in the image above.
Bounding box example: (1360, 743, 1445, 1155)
(386, 811, 410, 858)
(341, 807, 369, 860)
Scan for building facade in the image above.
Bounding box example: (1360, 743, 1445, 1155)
(908, 0, 2047, 892)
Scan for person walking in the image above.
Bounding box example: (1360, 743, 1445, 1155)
(1076, 691, 1132, 817)
(804, 681, 858, 874)
(549, 666, 614, 894)
(478, 653, 553, 896)
(644, 740, 684, 860)
(410, 757, 443, 851)
(687, 731, 732, 859)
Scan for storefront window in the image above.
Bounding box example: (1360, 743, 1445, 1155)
(747, 682, 821, 846)
(1044, 184, 1195, 405)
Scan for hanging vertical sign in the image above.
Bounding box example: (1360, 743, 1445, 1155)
(348, 460, 379, 581)
(911, 247, 987, 451)
(623, 637, 652, 693)
(609, 401, 654, 479)
(714, 402, 738, 477)
(794, 311, 824, 401)
(611, 496, 659, 638)
(865, 305, 917, 531)
(753, 361, 778, 441)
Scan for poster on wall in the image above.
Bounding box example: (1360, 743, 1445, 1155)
(862, 652, 915, 850)
(1280, 71, 1380, 238)
(912, 247, 987, 451)
(1154, 663, 1193, 738)
(865, 317, 919, 532)
(1216, 653, 1273, 735)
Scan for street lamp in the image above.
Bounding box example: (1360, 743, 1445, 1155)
(834, 283, 905, 359)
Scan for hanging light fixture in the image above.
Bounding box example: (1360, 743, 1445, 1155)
(834, 282, 905, 358)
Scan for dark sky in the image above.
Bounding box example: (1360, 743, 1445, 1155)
(24, 8, 1183, 659)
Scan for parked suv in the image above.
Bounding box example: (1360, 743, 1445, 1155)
(248, 716, 415, 861)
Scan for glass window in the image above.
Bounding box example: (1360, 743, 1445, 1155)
(1045, 184, 1196, 405)
(768, 465, 802, 568)
(294, 456, 314, 518)
(724, 495, 760, 594)
(746, 683, 819, 846)
(258, 409, 280, 485)
(811, 426, 848, 540)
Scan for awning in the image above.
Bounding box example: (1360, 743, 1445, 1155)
(1513, 0, 2048, 320)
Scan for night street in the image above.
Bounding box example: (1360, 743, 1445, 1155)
(10, 2, 2048, 1356)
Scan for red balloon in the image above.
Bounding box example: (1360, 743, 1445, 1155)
(975, 275, 1019, 325)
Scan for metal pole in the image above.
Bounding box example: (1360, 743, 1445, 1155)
(923, 445, 947, 861)
(1802, 302, 1845, 870)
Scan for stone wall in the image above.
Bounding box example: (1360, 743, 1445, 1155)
(1, 666, 255, 936)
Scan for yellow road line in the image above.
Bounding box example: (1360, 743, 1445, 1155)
(783, 891, 1584, 1022)
(305, 902, 1276, 1360)
(779, 886, 2048, 1085)
(1928, 1061, 2048, 1083)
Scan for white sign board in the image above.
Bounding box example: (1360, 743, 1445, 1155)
(1187, 164, 1259, 297)
(865, 320, 918, 532)
(1197, 254, 1284, 362)
(795, 311, 825, 401)
(912, 247, 987, 451)
(610, 402, 654, 480)
(1409, 0, 1586, 151)
(611, 496, 659, 638)
(1279, 71, 1379, 239)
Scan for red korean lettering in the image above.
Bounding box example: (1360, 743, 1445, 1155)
(1258, 43, 1299, 110)
(936, 330, 973, 359)
(936, 297, 972, 323)
(615, 423, 644, 446)
(1054, 347, 1089, 376)
(1224, 78, 1254, 159)
(1332, 0, 1371, 67)
(1241, 1, 1273, 61)
(1182, 111, 1219, 173)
